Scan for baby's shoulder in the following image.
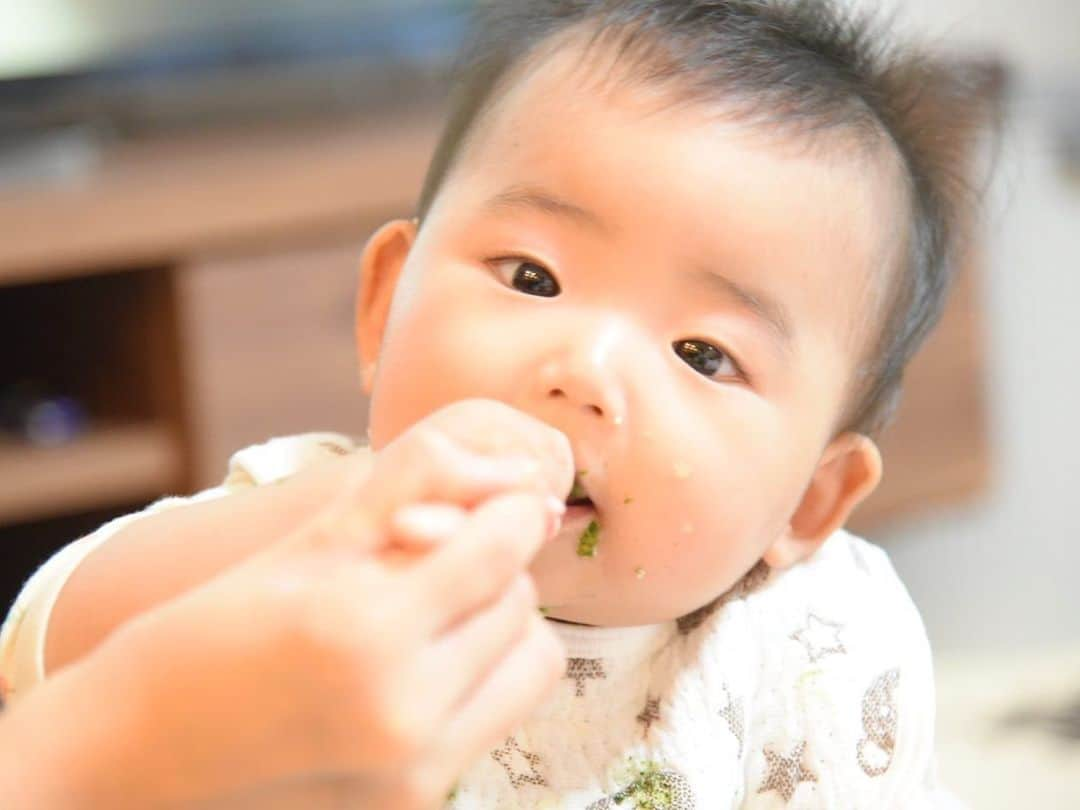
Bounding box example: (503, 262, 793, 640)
(747, 529, 927, 643)
(688, 529, 934, 697)
(221, 431, 365, 488)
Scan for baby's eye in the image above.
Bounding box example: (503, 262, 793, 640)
(673, 339, 741, 380)
(491, 258, 561, 297)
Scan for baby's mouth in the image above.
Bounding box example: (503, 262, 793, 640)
(565, 471, 594, 509)
(565, 473, 591, 505)
(564, 470, 600, 539)
(563, 471, 601, 557)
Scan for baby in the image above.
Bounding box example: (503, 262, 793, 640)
(2, 0, 983, 806)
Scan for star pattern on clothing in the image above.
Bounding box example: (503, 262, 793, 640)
(637, 695, 662, 737)
(717, 685, 744, 756)
(565, 657, 607, 697)
(491, 736, 547, 788)
(757, 740, 818, 802)
(857, 668, 901, 777)
(789, 612, 847, 663)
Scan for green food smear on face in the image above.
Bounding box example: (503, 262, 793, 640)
(568, 479, 588, 501)
(577, 519, 600, 557)
(612, 761, 674, 809)
(538, 606, 550, 616)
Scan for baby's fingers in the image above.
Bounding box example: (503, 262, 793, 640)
(410, 492, 562, 637)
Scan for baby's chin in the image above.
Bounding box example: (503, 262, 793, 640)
(535, 579, 728, 628)
(535, 589, 698, 628)
(529, 511, 753, 627)
(527, 520, 690, 627)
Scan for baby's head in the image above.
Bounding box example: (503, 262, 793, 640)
(355, 0, 980, 625)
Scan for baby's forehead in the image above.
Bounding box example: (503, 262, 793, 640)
(472, 36, 905, 236)
(454, 49, 904, 345)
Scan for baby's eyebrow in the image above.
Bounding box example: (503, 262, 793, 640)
(482, 184, 615, 236)
(690, 267, 795, 354)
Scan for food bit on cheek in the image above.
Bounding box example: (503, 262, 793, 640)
(568, 479, 588, 501)
(673, 461, 692, 480)
(634, 566, 646, 580)
(577, 519, 600, 557)
(624, 496, 634, 505)
(538, 606, 551, 616)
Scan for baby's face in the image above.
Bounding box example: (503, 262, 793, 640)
(361, 45, 894, 625)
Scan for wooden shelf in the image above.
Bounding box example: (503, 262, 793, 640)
(0, 423, 183, 526)
(0, 106, 442, 286)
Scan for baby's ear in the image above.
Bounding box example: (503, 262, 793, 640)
(355, 218, 418, 394)
(763, 433, 882, 570)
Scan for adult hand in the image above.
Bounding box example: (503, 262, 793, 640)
(1, 399, 574, 809)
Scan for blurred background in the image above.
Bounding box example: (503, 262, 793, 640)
(0, 1, 1076, 805)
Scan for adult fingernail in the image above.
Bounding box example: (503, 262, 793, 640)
(545, 496, 565, 539)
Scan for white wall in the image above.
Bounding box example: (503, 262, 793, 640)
(879, 0, 1080, 79)
(847, 0, 1080, 653)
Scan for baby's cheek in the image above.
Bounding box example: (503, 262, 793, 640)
(372, 289, 500, 443)
(631, 516, 742, 607)
(627, 460, 777, 604)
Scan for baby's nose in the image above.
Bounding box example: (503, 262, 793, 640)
(536, 326, 629, 426)
(546, 386, 607, 419)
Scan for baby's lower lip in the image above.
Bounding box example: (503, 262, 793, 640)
(558, 504, 600, 554)
(562, 502, 597, 524)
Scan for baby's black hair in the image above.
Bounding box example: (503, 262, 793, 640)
(415, 0, 996, 436)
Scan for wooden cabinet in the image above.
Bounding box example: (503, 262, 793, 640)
(0, 110, 438, 608)
(0, 268, 186, 526)
(178, 240, 374, 488)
